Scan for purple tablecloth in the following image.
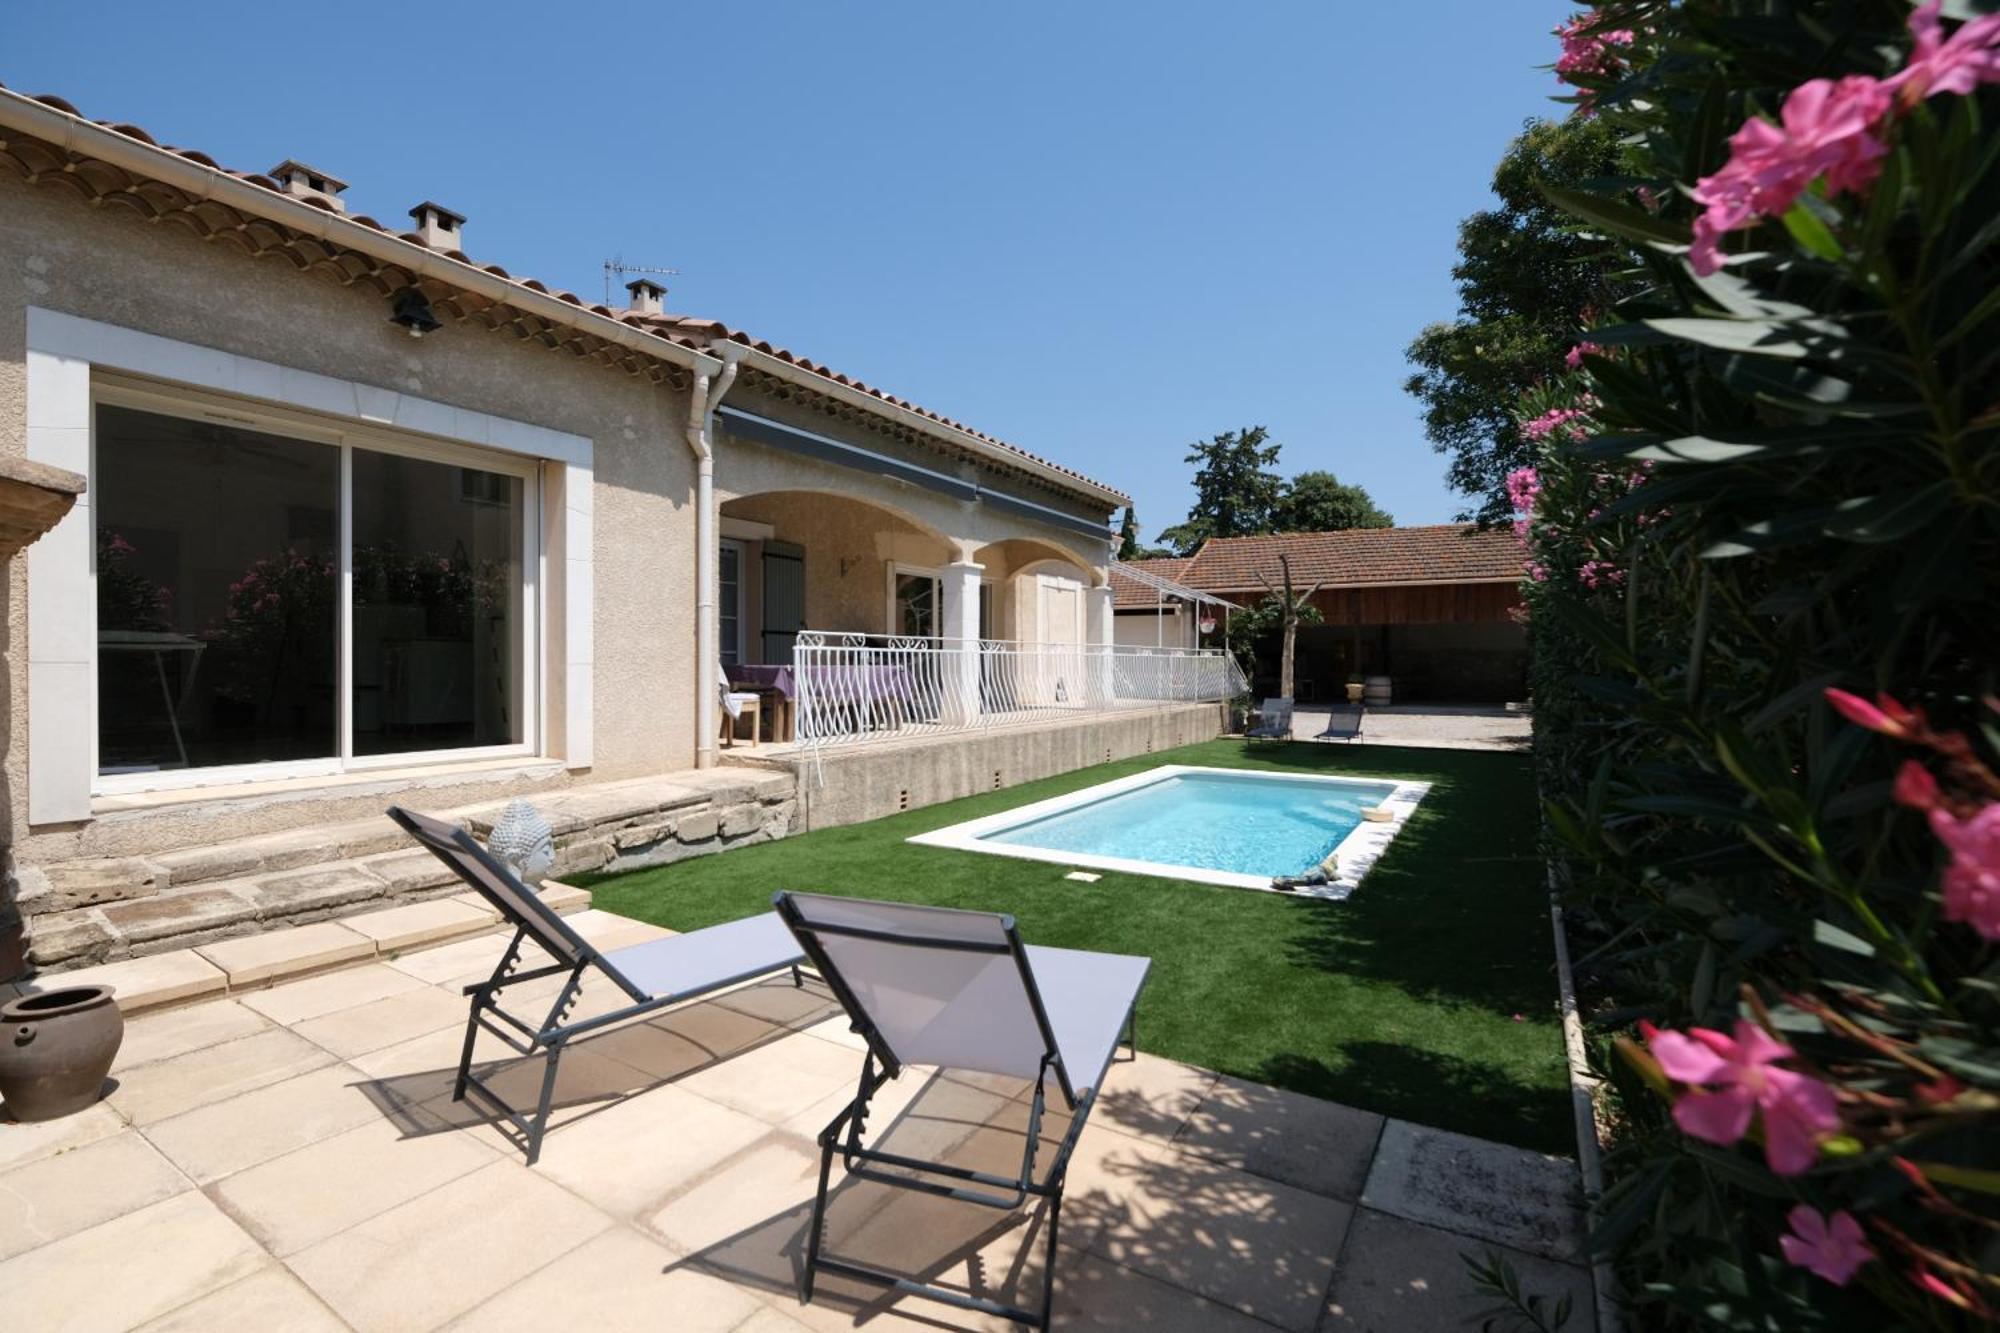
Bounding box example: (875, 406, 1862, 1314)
(726, 664, 796, 699)
(794, 664, 918, 706)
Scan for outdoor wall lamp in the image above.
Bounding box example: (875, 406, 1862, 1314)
(389, 286, 441, 338)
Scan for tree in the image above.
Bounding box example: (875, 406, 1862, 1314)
(1403, 116, 1625, 525)
(1261, 553, 1324, 702)
(1156, 426, 1283, 555)
(1276, 470, 1392, 532)
(1115, 506, 1141, 560)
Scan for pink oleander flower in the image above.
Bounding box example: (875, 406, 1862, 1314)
(1823, 687, 1916, 738)
(1893, 760, 1940, 810)
(1505, 466, 1541, 513)
(1688, 76, 1891, 275)
(1554, 13, 1635, 81)
(1889, 1, 2000, 105)
(1564, 341, 1601, 369)
(1929, 802, 2000, 940)
(1578, 559, 1625, 590)
(1780, 1206, 1872, 1286)
(1526, 561, 1550, 584)
(1645, 1020, 1840, 1175)
(1522, 407, 1590, 443)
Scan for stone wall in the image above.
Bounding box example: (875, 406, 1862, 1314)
(26, 768, 796, 972)
(765, 702, 1226, 831)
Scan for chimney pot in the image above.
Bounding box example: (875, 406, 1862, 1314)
(268, 159, 349, 213)
(409, 201, 466, 251)
(625, 278, 667, 317)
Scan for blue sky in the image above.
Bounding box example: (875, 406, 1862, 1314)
(4, 2, 1568, 540)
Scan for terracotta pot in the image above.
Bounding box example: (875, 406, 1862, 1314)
(0, 985, 123, 1122)
(1345, 682, 1365, 704)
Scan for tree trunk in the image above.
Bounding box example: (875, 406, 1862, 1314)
(1279, 554, 1298, 701)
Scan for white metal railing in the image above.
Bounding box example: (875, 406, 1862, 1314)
(787, 631, 1247, 750)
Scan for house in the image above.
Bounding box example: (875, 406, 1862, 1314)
(0, 86, 1234, 974)
(1121, 525, 1527, 702)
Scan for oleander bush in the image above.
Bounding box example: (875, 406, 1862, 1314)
(1518, 2, 2000, 1326)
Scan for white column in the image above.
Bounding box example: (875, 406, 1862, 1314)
(940, 559, 984, 725)
(1087, 583, 1116, 707)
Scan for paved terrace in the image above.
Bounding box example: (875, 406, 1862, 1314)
(1, 908, 1593, 1332)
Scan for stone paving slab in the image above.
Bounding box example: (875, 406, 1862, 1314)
(0, 1191, 268, 1332)
(341, 897, 492, 952)
(196, 920, 375, 987)
(1173, 1073, 1386, 1200)
(1360, 1118, 1586, 1263)
(32, 949, 228, 1014)
(1323, 1206, 1598, 1332)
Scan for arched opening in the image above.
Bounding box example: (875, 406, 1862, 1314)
(969, 538, 1100, 646)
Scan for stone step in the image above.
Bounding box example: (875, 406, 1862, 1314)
(13, 882, 592, 1016)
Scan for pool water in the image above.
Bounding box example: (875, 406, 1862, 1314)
(983, 770, 1400, 880)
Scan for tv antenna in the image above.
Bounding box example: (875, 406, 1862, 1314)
(603, 257, 680, 306)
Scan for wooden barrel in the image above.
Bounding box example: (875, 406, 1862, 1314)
(1363, 675, 1393, 707)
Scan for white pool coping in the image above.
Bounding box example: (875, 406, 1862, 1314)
(907, 764, 1432, 898)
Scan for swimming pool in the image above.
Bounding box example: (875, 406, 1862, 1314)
(909, 765, 1430, 895)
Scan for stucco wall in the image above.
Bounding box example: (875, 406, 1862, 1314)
(0, 174, 700, 859)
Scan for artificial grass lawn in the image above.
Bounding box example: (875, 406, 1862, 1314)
(585, 738, 1572, 1154)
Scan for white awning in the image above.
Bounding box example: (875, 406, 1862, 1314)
(1111, 560, 1239, 611)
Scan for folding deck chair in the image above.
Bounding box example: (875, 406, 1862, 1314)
(773, 891, 1151, 1331)
(387, 806, 808, 1164)
(1316, 703, 1366, 741)
(1245, 696, 1294, 739)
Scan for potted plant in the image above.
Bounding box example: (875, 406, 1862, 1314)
(1345, 673, 1365, 705)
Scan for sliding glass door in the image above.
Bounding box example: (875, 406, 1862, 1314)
(93, 389, 536, 789)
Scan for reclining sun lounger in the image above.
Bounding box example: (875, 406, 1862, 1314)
(388, 806, 808, 1164)
(773, 891, 1151, 1331)
(1317, 703, 1365, 741)
(1245, 696, 1294, 739)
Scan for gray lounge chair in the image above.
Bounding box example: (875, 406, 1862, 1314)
(1316, 703, 1365, 741)
(772, 891, 1150, 1331)
(1245, 696, 1294, 739)
(388, 806, 807, 1164)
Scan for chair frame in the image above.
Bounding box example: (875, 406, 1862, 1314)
(387, 807, 804, 1164)
(773, 892, 1140, 1331)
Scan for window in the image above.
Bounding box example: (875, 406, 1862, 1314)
(891, 568, 938, 638)
(350, 451, 523, 757)
(93, 393, 534, 785)
(718, 539, 745, 666)
(96, 405, 339, 773)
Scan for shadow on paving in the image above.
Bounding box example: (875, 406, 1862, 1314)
(673, 1065, 1344, 1331)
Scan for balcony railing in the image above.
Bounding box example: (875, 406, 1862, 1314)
(789, 631, 1247, 750)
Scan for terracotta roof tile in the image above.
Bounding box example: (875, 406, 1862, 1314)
(0, 82, 1123, 505)
(1174, 525, 1522, 592)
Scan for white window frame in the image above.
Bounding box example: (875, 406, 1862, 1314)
(885, 561, 943, 638)
(25, 308, 594, 822)
(89, 378, 541, 794)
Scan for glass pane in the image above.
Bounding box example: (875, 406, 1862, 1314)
(895, 573, 936, 637)
(719, 543, 741, 666)
(351, 451, 522, 756)
(96, 404, 337, 774)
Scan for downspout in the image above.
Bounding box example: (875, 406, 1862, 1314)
(686, 344, 746, 769)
